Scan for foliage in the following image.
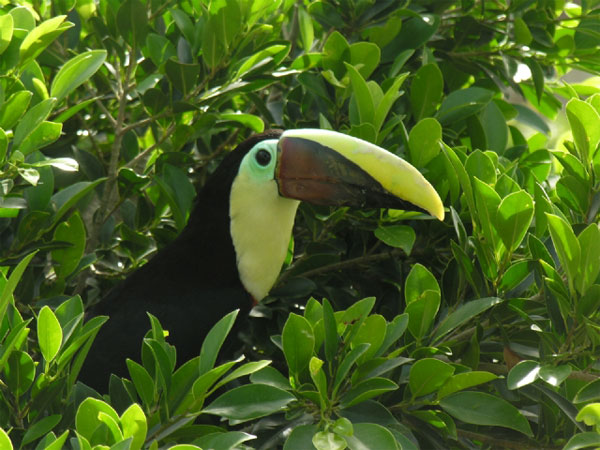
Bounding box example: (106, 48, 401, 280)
(0, 0, 600, 448)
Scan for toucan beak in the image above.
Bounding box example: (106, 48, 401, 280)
(275, 129, 445, 221)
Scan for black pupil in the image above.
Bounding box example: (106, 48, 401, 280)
(256, 149, 271, 166)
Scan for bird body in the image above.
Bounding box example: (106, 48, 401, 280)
(80, 129, 444, 391)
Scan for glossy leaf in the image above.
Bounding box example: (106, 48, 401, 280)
(546, 213, 581, 293)
(51, 50, 107, 102)
(438, 371, 497, 399)
(409, 358, 454, 397)
(440, 392, 533, 436)
(507, 360, 540, 390)
(203, 384, 295, 422)
(344, 422, 399, 450)
(282, 313, 314, 376)
(495, 190, 534, 253)
(199, 309, 238, 375)
(432, 297, 502, 342)
(38, 306, 63, 363)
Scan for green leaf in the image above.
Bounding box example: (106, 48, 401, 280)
(21, 414, 61, 447)
(145, 33, 176, 67)
(514, 17, 532, 45)
(577, 404, 600, 432)
(202, 0, 241, 68)
(575, 379, 600, 403)
(352, 314, 387, 363)
(19, 16, 73, 68)
(566, 98, 600, 164)
(298, 5, 314, 50)
(409, 358, 454, 397)
(0, 251, 37, 323)
(0, 14, 13, 55)
(408, 117, 442, 168)
(4, 350, 35, 395)
(539, 365, 572, 387)
(282, 313, 314, 376)
(75, 397, 120, 443)
(322, 298, 338, 364)
(332, 343, 370, 397)
(203, 384, 295, 422)
(13, 98, 56, 149)
(312, 431, 345, 450)
(440, 391, 533, 436)
(344, 423, 399, 450)
(38, 305, 63, 363)
(466, 150, 496, 186)
(564, 432, 600, 450)
(438, 371, 497, 399)
(126, 359, 155, 407)
(373, 73, 408, 134)
(405, 263, 439, 305)
(164, 59, 201, 94)
(437, 87, 494, 125)
(339, 377, 398, 408)
(51, 211, 86, 278)
(51, 179, 105, 229)
(432, 297, 502, 342)
(120, 403, 147, 450)
(495, 190, 534, 253)
(220, 113, 264, 133)
(410, 64, 443, 121)
(576, 224, 600, 296)
(51, 50, 107, 103)
(199, 309, 238, 375)
(374, 225, 415, 255)
(345, 63, 374, 126)
(546, 213, 581, 294)
(0, 90, 32, 130)
(507, 360, 540, 390)
(116, 0, 147, 47)
(154, 164, 195, 231)
(406, 290, 440, 339)
(284, 424, 318, 450)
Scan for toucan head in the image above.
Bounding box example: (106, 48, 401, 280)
(225, 129, 444, 301)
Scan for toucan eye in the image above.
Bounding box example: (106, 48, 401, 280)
(255, 149, 271, 166)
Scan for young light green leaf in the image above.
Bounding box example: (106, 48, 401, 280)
(406, 289, 440, 339)
(0, 251, 37, 323)
(576, 224, 600, 296)
(75, 397, 120, 442)
(37, 305, 63, 363)
(13, 98, 56, 149)
(0, 14, 13, 55)
(51, 50, 107, 103)
(0, 90, 32, 130)
(120, 403, 147, 450)
(546, 213, 581, 294)
(566, 98, 600, 164)
(0, 428, 12, 450)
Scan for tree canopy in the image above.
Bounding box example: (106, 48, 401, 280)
(1, 0, 600, 448)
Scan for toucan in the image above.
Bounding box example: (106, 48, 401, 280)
(79, 129, 444, 391)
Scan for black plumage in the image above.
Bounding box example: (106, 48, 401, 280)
(80, 131, 283, 391)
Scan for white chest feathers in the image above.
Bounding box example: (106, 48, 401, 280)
(229, 168, 300, 301)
